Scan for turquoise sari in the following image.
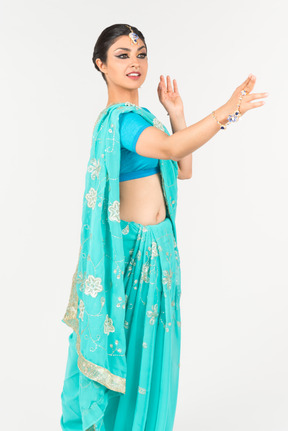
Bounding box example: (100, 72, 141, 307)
(60, 102, 182, 430)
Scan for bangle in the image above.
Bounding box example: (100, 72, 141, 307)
(211, 110, 229, 130)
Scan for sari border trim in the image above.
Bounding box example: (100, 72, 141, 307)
(62, 247, 126, 394)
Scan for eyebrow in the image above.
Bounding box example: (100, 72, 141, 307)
(114, 45, 146, 52)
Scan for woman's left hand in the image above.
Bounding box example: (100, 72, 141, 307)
(157, 75, 184, 115)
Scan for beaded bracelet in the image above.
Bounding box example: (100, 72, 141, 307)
(211, 90, 247, 130)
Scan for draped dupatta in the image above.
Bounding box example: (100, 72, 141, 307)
(62, 102, 179, 395)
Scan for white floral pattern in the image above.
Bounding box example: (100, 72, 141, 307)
(85, 187, 97, 209)
(84, 274, 103, 298)
(87, 158, 101, 180)
(78, 299, 85, 321)
(122, 224, 129, 235)
(138, 386, 147, 394)
(150, 241, 159, 258)
(104, 314, 115, 335)
(140, 262, 150, 283)
(153, 117, 165, 131)
(146, 304, 159, 325)
(108, 200, 120, 222)
(163, 269, 173, 290)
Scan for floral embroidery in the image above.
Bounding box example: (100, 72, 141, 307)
(140, 262, 150, 283)
(87, 158, 101, 180)
(127, 258, 136, 277)
(104, 314, 115, 335)
(116, 295, 127, 309)
(148, 241, 158, 258)
(85, 187, 97, 209)
(138, 386, 147, 394)
(122, 224, 129, 235)
(108, 200, 120, 222)
(125, 102, 137, 107)
(84, 274, 103, 298)
(163, 269, 173, 290)
(146, 304, 159, 325)
(62, 256, 126, 393)
(78, 299, 85, 321)
(76, 271, 85, 291)
(109, 339, 122, 353)
(153, 117, 165, 131)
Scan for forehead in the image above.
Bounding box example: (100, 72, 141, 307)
(109, 35, 145, 52)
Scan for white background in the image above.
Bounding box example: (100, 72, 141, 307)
(1, 0, 287, 430)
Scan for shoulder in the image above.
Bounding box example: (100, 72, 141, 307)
(120, 107, 150, 120)
(119, 109, 151, 130)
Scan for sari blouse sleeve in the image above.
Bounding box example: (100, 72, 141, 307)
(119, 112, 151, 153)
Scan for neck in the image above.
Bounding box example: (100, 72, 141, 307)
(105, 87, 140, 109)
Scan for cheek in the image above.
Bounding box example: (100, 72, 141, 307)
(110, 63, 126, 78)
(142, 63, 148, 74)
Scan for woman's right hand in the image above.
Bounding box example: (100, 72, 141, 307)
(224, 74, 269, 117)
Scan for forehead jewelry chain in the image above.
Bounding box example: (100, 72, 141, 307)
(126, 25, 139, 45)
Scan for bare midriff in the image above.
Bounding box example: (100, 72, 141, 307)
(119, 172, 167, 226)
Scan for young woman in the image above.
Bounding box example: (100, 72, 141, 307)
(60, 24, 268, 431)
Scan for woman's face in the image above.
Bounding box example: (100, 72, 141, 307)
(98, 35, 148, 89)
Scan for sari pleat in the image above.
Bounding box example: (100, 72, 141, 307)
(61, 215, 181, 430)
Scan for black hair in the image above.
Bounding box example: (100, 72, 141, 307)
(92, 24, 147, 84)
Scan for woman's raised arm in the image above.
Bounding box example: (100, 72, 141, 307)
(135, 74, 269, 161)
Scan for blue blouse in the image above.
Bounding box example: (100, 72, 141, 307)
(119, 107, 160, 182)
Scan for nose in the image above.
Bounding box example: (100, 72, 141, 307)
(130, 55, 140, 69)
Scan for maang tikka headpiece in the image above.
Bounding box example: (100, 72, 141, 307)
(126, 25, 139, 45)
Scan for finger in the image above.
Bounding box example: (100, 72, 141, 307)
(166, 75, 173, 92)
(238, 74, 254, 93)
(244, 75, 256, 93)
(173, 79, 179, 94)
(160, 75, 167, 91)
(157, 85, 163, 99)
(246, 92, 269, 100)
(158, 76, 165, 92)
(245, 100, 266, 111)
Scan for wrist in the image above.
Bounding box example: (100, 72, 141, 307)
(214, 104, 231, 124)
(167, 108, 184, 119)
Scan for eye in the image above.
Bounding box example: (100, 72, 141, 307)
(117, 53, 147, 59)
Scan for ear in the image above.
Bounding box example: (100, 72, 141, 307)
(95, 58, 107, 73)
